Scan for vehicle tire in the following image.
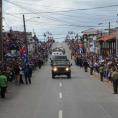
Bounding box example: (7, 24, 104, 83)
(52, 74, 55, 79)
(67, 74, 71, 79)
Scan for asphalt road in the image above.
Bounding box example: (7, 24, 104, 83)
(0, 42, 118, 118)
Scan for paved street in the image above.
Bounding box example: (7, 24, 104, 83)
(0, 43, 118, 118)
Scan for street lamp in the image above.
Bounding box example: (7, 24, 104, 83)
(0, 0, 3, 62)
(25, 17, 40, 22)
(116, 14, 118, 57)
(98, 23, 103, 26)
(23, 15, 40, 59)
(116, 30, 118, 57)
(98, 23, 103, 36)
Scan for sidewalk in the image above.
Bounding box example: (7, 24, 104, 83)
(87, 68, 113, 87)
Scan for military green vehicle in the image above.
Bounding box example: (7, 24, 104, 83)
(51, 60, 72, 79)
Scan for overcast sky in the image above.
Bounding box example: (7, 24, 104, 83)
(3, 0, 118, 41)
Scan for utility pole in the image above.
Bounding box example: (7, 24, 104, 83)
(116, 30, 118, 57)
(23, 14, 28, 56)
(109, 22, 111, 35)
(0, 0, 3, 62)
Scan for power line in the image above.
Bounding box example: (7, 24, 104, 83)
(4, 0, 39, 15)
(40, 14, 103, 28)
(5, 0, 118, 20)
(9, 0, 44, 5)
(4, 0, 118, 25)
(3, 18, 10, 27)
(6, 13, 105, 28)
(4, 0, 115, 29)
(5, 14, 22, 20)
(9, 0, 55, 9)
(4, 0, 118, 14)
(5, 11, 118, 25)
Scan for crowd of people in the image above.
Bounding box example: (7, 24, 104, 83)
(0, 30, 54, 98)
(65, 38, 118, 94)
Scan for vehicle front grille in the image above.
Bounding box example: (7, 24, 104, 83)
(57, 67, 66, 71)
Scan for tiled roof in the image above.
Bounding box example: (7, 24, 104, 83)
(99, 32, 116, 41)
(82, 28, 99, 35)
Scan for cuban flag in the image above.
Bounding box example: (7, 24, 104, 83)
(20, 47, 27, 55)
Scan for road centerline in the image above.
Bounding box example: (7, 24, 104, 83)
(59, 92, 63, 99)
(59, 82, 62, 87)
(59, 110, 63, 118)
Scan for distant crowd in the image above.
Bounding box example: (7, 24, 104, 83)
(66, 38, 118, 94)
(0, 30, 54, 98)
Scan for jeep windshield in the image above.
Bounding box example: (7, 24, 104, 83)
(53, 60, 70, 66)
(52, 56, 67, 60)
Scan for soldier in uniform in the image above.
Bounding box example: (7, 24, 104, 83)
(90, 61, 94, 75)
(111, 68, 118, 94)
(83, 59, 89, 72)
(99, 64, 104, 81)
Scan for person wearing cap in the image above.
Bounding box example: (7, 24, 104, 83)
(0, 71, 8, 98)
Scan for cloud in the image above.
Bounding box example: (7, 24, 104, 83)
(3, 0, 118, 41)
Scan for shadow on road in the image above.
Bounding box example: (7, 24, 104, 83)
(52, 76, 71, 80)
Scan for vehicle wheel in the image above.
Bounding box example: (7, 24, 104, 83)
(67, 74, 71, 79)
(52, 74, 55, 79)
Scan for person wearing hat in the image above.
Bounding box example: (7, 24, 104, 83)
(0, 71, 8, 98)
(111, 68, 118, 94)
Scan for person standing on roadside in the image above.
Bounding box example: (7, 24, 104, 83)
(38, 59, 41, 69)
(99, 64, 104, 81)
(90, 61, 94, 75)
(14, 64, 20, 85)
(28, 64, 32, 84)
(83, 59, 89, 72)
(111, 68, 118, 94)
(19, 64, 24, 84)
(0, 71, 8, 98)
(24, 64, 32, 85)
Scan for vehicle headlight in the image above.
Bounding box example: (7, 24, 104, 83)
(53, 67, 57, 71)
(66, 67, 69, 71)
